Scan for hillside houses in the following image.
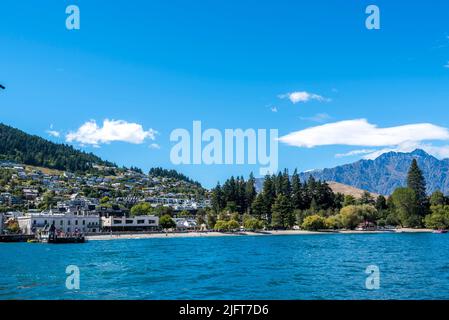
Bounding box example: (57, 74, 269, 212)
(0, 161, 210, 216)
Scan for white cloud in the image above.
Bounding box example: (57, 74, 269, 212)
(66, 119, 157, 146)
(279, 119, 449, 148)
(46, 130, 60, 138)
(300, 113, 332, 123)
(444, 61, 449, 68)
(278, 91, 330, 104)
(270, 106, 278, 113)
(335, 149, 377, 158)
(149, 143, 161, 149)
(360, 142, 449, 160)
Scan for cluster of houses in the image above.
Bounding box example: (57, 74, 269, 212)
(0, 161, 211, 236)
(0, 161, 210, 211)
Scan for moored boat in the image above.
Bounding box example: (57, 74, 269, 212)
(37, 222, 86, 244)
(433, 229, 448, 234)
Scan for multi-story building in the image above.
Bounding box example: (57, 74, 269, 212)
(17, 211, 100, 235)
(101, 215, 159, 232)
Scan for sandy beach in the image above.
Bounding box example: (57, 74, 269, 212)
(86, 228, 433, 241)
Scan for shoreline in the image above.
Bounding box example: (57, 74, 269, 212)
(85, 228, 433, 241)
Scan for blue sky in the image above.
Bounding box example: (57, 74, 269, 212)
(1, 0, 449, 188)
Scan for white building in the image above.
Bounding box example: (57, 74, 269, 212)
(17, 211, 100, 235)
(101, 215, 159, 231)
(173, 218, 197, 231)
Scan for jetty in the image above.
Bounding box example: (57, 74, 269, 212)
(0, 234, 35, 242)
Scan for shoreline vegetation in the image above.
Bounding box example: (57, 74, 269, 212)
(86, 228, 433, 241)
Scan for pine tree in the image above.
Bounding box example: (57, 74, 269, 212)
(375, 195, 388, 211)
(262, 175, 276, 223)
(211, 183, 225, 213)
(251, 193, 267, 220)
(291, 169, 303, 209)
(407, 159, 429, 216)
(245, 172, 257, 214)
(271, 194, 294, 229)
(281, 169, 292, 197)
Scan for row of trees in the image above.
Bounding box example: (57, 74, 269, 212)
(211, 170, 340, 227)
(209, 159, 448, 230)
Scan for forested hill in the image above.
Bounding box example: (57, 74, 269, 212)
(149, 167, 201, 187)
(0, 123, 115, 172)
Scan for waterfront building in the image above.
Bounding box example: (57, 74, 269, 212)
(173, 218, 198, 231)
(17, 210, 100, 235)
(101, 215, 159, 231)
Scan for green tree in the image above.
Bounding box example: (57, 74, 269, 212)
(339, 205, 364, 229)
(390, 187, 421, 227)
(407, 159, 429, 217)
(245, 173, 257, 214)
(281, 169, 292, 197)
(291, 169, 305, 210)
(211, 182, 225, 213)
(226, 220, 240, 231)
(251, 193, 267, 220)
(159, 214, 176, 229)
(375, 195, 388, 211)
(214, 220, 228, 231)
(206, 212, 217, 229)
(179, 210, 190, 217)
(301, 215, 326, 231)
(359, 191, 375, 205)
(424, 205, 449, 230)
(430, 190, 447, 206)
(130, 202, 153, 216)
(262, 175, 276, 223)
(343, 195, 356, 207)
(243, 216, 264, 231)
(100, 196, 110, 204)
(38, 190, 56, 210)
(5, 219, 21, 234)
(325, 215, 342, 230)
(271, 194, 294, 229)
(153, 206, 173, 217)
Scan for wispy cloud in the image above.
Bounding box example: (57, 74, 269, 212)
(270, 106, 278, 113)
(278, 91, 330, 104)
(279, 119, 449, 148)
(66, 119, 157, 146)
(46, 130, 60, 138)
(335, 149, 377, 158)
(358, 142, 449, 160)
(149, 143, 161, 149)
(300, 113, 332, 123)
(444, 61, 449, 68)
(46, 124, 60, 137)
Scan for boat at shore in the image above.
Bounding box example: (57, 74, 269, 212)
(433, 229, 448, 234)
(37, 222, 86, 244)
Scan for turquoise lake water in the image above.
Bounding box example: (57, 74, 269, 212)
(1, 233, 449, 299)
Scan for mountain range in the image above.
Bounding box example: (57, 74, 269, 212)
(299, 149, 449, 195)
